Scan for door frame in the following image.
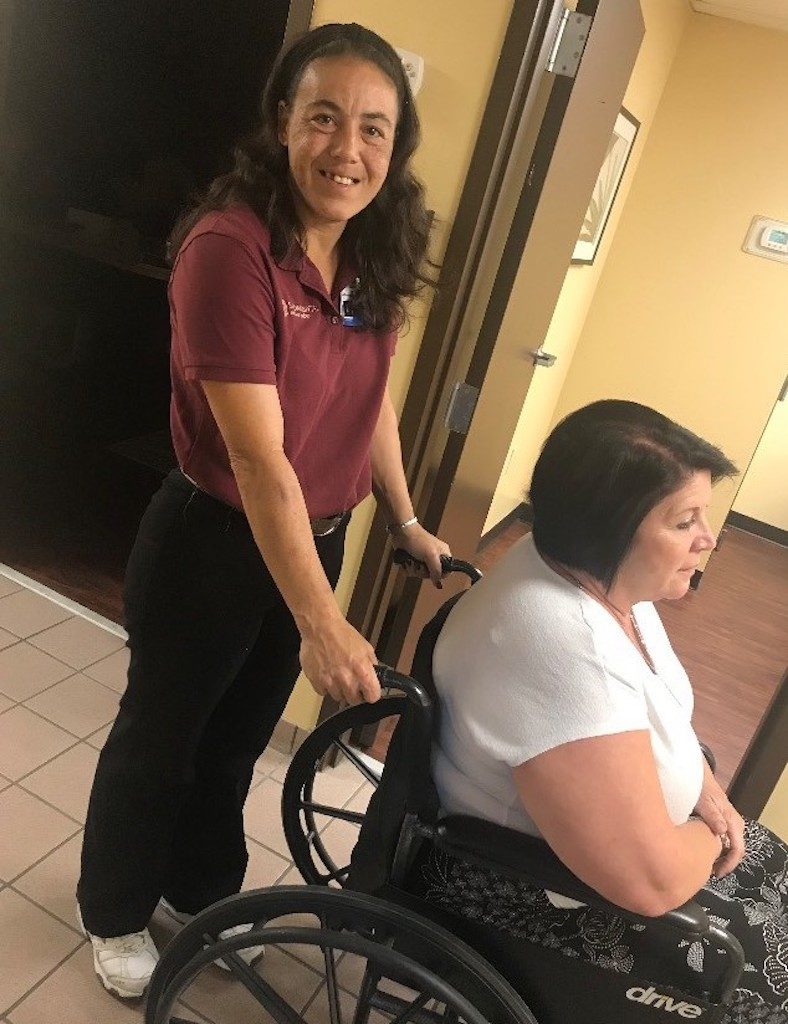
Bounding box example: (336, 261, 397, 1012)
(728, 669, 787, 815)
(340, 0, 645, 696)
(284, 0, 315, 44)
(313, 0, 562, 724)
(345, 0, 566, 655)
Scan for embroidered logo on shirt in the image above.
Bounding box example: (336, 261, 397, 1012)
(281, 299, 319, 320)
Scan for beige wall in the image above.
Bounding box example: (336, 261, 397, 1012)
(485, 0, 691, 531)
(547, 15, 788, 542)
(285, 0, 513, 727)
(761, 763, 788, 843)
(732, 396, 788, 532)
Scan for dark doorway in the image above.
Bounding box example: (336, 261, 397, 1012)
(0, 0, 308, 621)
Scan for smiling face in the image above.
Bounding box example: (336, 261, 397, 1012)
(616, 470, 717, 604)
(278, 55, 399, 238)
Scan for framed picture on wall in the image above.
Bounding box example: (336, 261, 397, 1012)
(572, 107, 640, 265)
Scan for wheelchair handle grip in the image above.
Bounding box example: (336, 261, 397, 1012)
(393, 549, 482, 584)
(374, 663, 432, 714)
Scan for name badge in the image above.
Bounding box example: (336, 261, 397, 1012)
(339, 279, 362, 327)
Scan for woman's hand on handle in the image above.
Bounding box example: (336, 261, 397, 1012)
(300, 613, 381, 705)
(393, 524, 452, 587)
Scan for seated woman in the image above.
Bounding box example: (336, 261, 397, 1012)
(427, 400, 787, 1024)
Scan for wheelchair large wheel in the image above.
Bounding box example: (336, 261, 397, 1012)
(145, 885, 537, 1024)
(282, 699, 404, 885)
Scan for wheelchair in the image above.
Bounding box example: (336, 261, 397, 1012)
(145, 554, 745, 1024)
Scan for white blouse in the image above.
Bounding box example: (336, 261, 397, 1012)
(432, 533, 705, 842)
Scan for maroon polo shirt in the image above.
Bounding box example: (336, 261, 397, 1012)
(168, 206, 396, 517)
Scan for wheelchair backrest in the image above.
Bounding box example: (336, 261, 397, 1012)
(347, 590, 466, 894)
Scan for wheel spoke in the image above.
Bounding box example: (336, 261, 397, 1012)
(319, 864, 351, 884)
(369, 991, 443, 1024)
(324, 946, 344, 1024)
(388, 992, 431, 1024)
(351, 962, 381, 1024)
(331, 739, 382, 788)
(300, 801, 366, 826)
(201, 933, 305, 1024)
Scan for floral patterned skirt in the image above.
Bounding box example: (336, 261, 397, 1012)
(420, 820, 788, 1024)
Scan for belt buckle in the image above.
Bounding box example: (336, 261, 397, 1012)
(311, 513, 344, 537)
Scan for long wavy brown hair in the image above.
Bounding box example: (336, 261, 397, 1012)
(168, 22, 436, 331)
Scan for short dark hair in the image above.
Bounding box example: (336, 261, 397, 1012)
(529, 400, 737, 588)
(169, 23, 435, 331)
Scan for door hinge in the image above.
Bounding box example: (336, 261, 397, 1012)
(547, 9, 592, 78)
(444, 381, 480, 435)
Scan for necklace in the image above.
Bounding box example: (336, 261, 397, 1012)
(545, 558, 657, 674)
(627, 609, 657, 674)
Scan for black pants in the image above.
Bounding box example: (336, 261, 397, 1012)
(77, 470, 347, 937)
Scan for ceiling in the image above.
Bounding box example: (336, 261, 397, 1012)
(690, 0, 788, 33)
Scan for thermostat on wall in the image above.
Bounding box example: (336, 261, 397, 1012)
(760, 225, 788, 253)
(743, 216, 788, 263)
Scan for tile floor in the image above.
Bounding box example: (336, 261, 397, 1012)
(0, 569, 373, 1023)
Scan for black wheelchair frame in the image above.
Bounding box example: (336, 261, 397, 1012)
(145, 555, 745, 1024)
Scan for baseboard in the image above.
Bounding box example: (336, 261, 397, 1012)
(480, 502, 533, 549)
(268, 719, 299, 755)
(268, 718, 312, 756)
(726, 511, 788, 547)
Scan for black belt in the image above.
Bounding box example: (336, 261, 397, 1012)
(178, 472, 349, 537)
(309, 512, 350, 537)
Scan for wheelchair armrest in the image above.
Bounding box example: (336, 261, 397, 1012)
(432, 814, 710, 939)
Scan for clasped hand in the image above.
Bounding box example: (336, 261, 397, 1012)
(693, 771, 746, 878)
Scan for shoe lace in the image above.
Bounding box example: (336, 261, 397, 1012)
(110, 932, 148, 956)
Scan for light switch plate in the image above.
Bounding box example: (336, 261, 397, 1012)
(395, 48, 425, 96)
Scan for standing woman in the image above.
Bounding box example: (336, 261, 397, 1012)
(77, 22, 449, 999)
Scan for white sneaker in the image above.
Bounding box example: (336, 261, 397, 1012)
(77, 907, 158, 999)
(158, 898, 265, 970)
